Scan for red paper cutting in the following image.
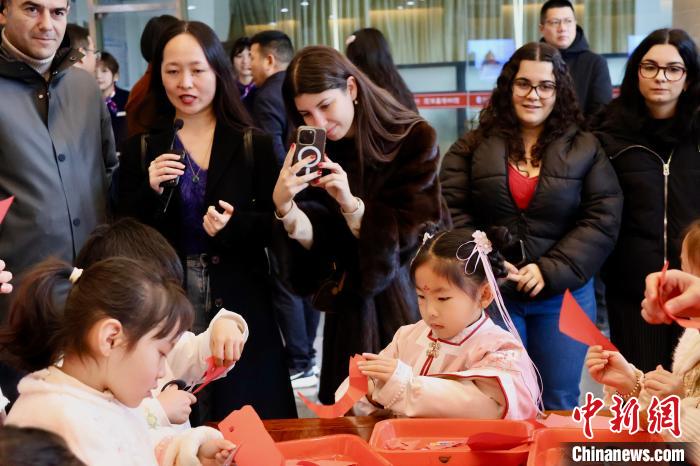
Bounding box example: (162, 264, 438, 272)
(559, 289, 618, 351)
(218, 405, 284, 466)
(658, 262, 700, 329)
(298, 355, 368, 418)
(0, 196, 14, 224)
(191, 356, 229, 394)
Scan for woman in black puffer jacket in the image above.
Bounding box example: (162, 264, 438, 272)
(593, 28, 700, 374)
(441, 42, 622, 410)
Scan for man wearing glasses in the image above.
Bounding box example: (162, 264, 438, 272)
(66, 23, 98, 73)
(539, 0, 612, 119)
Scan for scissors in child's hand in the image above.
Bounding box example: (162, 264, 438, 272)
(222, 444, 239, 466)
(161, 379, 196, 393)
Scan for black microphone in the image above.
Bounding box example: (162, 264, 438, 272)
(159, 118, 185, 188)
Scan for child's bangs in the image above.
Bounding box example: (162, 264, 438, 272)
(149, 285, 194, 341)
(421, 256, 477, 293)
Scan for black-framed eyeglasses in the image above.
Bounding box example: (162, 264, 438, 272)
(638, 62, 686, 82)
(512, 78, 557, 99)
(543, 18, 575, 27)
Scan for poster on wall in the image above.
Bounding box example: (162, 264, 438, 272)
(467, 38, 516, 80)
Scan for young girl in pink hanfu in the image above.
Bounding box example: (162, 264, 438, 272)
(347, 227, 542, 419)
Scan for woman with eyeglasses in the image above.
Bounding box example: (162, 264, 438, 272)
(592, 29, 700, 374)
(440, 42, 622, 410)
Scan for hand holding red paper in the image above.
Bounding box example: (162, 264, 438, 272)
(210, 318, 245, 367)
(298, 355, 368, 418)
(218, 405, 284, 466)
(559, 289, 617, 351)
(357, 353, 397, 383)
(649, 263, 700, 328)
(192, 356, 229, 395)
(196, 438, 237, 465)
(585, 345, 637, 393)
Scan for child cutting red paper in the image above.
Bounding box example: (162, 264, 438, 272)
(335, 228, 541, 419)
(585, 220, 700, 463)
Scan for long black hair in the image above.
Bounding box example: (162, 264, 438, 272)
(598, 28, 700, 137)
(146, 21, 252, 131)
(283, 45, 424, 165)
(345, 28, 417, 112)
(465, 42, 582, 167)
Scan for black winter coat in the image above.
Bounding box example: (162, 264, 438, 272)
(547, 27, 612, 119)
(117, 124, 297, 420)
(440, 126, 623, 300)
(280, 121, 444, 403)
(593, 113, 700, 372)
(596, 120, 700, 296)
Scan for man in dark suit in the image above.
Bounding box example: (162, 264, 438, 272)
(250, 30, 321, 389)
(250, 30, 294, 165)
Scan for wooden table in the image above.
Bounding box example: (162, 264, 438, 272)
(263, 414, 391, 442)
(262, 411, 589, 442)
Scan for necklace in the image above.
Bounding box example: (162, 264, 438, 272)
(181, 132, 214, 184)
(185, 150, 203, 184)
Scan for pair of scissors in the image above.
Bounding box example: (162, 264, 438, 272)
(161, 379, 197, 393)
(221, 444, 240, 466)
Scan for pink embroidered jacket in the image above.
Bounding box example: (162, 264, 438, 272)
(342, 312, 539, 420)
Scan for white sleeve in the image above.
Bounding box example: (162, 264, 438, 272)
(341, 197, 365, 238)
(139, 396, 172, 434)
(167, 309, 249, 385)
(372, 361, 505, 419)
(336, 326, 411, 416)
(275, 201, 313, 250)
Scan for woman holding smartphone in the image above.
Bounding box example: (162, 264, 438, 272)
(272, 46, 444, 403)
(440, 42, 622, 410)
(117, 21, 296, 421)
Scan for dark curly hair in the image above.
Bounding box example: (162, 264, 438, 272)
(466, 42, 582, 167)
(410, 226, 513, 295)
